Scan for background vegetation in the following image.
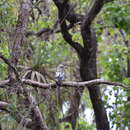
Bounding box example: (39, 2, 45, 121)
(0, 0, 130, 130)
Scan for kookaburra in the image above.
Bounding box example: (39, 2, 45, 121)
(55, 64, 65, 105)
(55, 64, 65, 85)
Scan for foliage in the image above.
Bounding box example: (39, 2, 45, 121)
(98, 24, 130, 129)
(103, 2, 130, 33)
(77, 118, 95, 130)
(0, 0, 130, 129)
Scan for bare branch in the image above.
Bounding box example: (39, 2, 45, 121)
(82, 0, 105, 28)
(25, 23, 75, 37)
(23, 90, 49, 130)
(26, 28, 52, 37)
(22, 79, 55, 88)
(53, 0, 83, 54)
(26, 1, 83, 38)
(0, 79, 9, 88)
(22, 79, 130, 89)
(0, 54, 20, 80)
(81, 0, 112, 49)
(1, 78, 129, 89)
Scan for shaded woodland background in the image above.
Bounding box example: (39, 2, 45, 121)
(0, 0, 130, 130)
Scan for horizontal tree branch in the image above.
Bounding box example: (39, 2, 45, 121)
(25, 28, 52, 37)
(22, 79, 130, 89)
(25, 22, 79, 38)
(0, 79, 129, 89)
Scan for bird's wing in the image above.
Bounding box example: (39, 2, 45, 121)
(55, 71, 60, 78)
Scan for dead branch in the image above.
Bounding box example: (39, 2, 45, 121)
(0, 79, 129, 89)
(22, 79, 130, 89)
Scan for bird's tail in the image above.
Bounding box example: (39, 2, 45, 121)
(56, 81, 61, 107)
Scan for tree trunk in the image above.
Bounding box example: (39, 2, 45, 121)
(80, 58, 110, 130)
(69, 31, 110, 130)
(52, 0, 110, 129)
(80, 31, 109, 130)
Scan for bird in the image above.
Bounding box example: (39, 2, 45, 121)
(55, 64, 65, 105)
(55, 64, 65, 84)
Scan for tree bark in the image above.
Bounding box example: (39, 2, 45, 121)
(7, 0, 49, 129)
(67, 31, 109, 130)
(80, 31, 109, 130)
(53, 0, 110, 129)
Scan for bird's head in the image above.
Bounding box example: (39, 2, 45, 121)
(57, 64, 64, 70)
(59, 64, 64, 68)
